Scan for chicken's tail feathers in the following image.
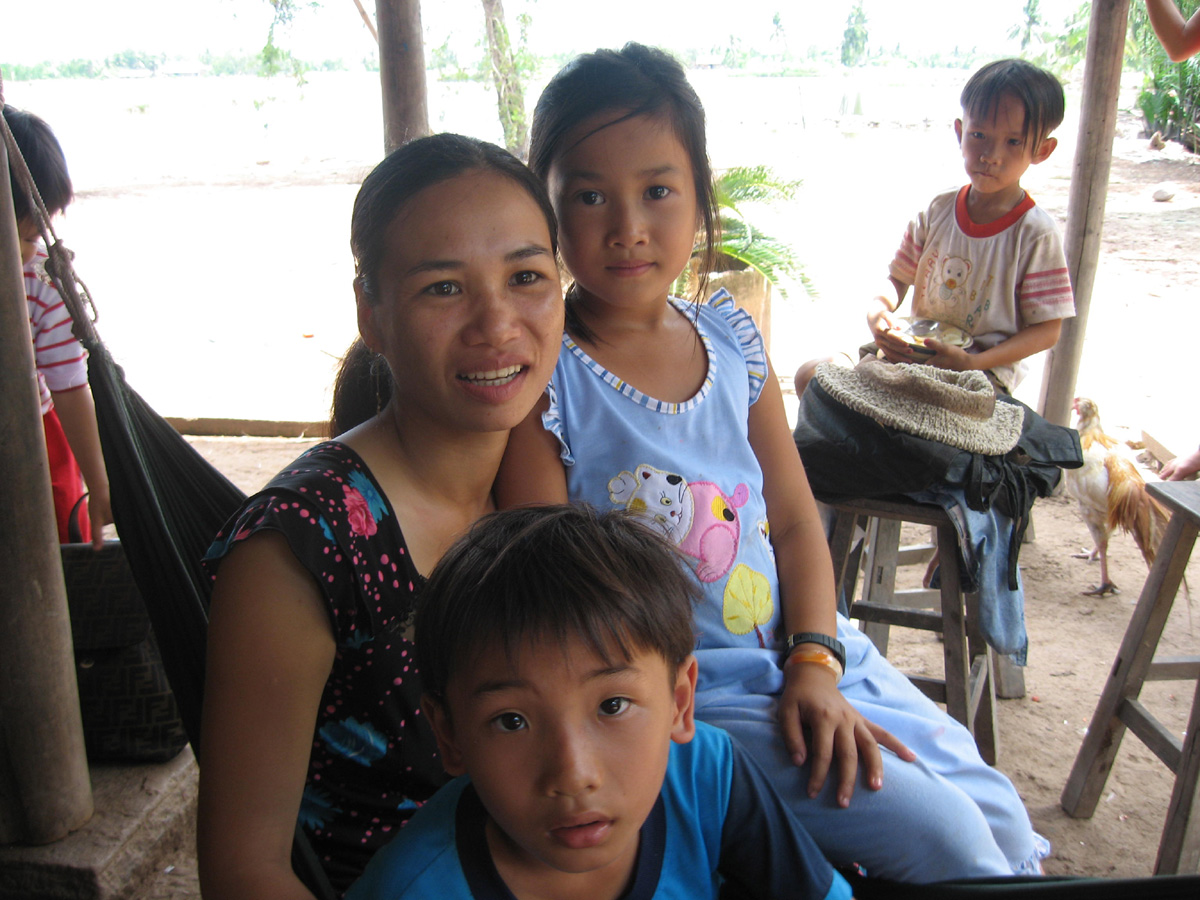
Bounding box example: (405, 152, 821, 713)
(1104, 457, 1169, 568)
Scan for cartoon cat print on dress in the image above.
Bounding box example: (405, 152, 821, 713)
(608, 464, 749, 582)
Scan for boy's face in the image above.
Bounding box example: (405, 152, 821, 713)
(425, 636, 697, 893)
(954, 93, 1056, 202)
(17, 218, 40, 266)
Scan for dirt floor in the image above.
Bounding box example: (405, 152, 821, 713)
(10, 68, 1200, 891)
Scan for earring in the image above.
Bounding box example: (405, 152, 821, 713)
(370, 352, 388, 414)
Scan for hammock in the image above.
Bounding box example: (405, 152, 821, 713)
(1, 86, 335, 900)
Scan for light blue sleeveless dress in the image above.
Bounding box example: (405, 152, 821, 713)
(542, 290, 1047, 882)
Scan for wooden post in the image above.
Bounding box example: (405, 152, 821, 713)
(1039, 0, 1129, 426)
(375, 0, 429, 154)
(0, 126, 93, 844)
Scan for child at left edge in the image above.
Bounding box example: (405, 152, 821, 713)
(5, 105, 112, 547)
(346, 504, 853, 900)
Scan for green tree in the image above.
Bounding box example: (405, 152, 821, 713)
(261, 0, 317, 80)
(841, 2, 868, 67)
(56, 59, 102, 79)
(1131, 0, 1200, 147)
(1008, 0, 1042, 50)
(675, 166, 813, 301)
(771, 11, 788, 58)
(481, 0, 529, 157)
(106, 49, 164, 73)
(260, 1, 538, 154)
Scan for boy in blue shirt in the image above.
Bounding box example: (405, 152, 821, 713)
(347, 504, 852, 900)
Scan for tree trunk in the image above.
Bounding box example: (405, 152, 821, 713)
(375, 0, 429, 154)
(481, 0, 527, 158)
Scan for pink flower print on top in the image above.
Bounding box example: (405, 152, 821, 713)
(343, 485, 378, 537)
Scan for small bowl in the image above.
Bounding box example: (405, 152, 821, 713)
(889, 317, 973, 354)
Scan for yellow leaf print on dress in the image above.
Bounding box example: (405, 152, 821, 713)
(722, 564, 774, 648)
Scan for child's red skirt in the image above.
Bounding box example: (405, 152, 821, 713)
(43, 407, 90, 544)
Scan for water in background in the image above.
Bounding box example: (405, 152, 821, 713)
(5, 67, 1070, 422)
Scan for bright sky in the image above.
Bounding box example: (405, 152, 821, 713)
(2, 0, 1085, 66)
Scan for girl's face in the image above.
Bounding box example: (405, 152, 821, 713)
(358, 169, 564, 437)
(547, 113, 698, 313)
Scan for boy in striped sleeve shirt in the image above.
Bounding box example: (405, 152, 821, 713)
(866, 58, 1074, 394)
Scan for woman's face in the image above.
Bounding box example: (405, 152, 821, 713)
(358, 169, 563, 437)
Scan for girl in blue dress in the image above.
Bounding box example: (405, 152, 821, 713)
(496, 43, 1048, 883)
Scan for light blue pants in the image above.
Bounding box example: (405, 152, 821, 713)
(695, 615, 1042, 883)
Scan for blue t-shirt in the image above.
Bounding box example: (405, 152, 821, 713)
(346, 721, 849, 900)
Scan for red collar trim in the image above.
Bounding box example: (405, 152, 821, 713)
(954, 185, 1036, 237)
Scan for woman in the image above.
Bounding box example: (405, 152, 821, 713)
(196, 134, 564, 899)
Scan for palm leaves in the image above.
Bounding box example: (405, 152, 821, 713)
(680, 165, 814, 301)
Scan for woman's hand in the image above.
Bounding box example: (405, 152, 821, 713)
(778, 660, 916, 808)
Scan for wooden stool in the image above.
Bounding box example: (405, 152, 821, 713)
(828, 496, 998, 764)
(1061, 481, 1200, 874)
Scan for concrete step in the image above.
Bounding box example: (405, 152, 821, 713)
(0, 748, 198, 899)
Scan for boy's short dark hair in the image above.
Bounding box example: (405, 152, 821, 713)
(960, 58, 1065, 146)
(416, 504, 699, 702)
(3, 106, 73, 222)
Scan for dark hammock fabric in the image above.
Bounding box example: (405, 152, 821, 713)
(81, 336, 335, 900)
(83, 337, 241, 748)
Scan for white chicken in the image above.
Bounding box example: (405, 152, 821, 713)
(1065, 397, 1169, 596)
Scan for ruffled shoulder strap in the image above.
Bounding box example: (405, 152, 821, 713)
(539, 377, 575, 466)
(706, 287, 768, 404)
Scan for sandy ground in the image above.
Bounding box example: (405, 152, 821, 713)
(8, 67, 1200, 890)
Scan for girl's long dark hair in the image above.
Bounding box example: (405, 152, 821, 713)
(528, 43, 719, 345)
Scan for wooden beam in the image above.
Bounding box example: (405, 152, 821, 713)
(0, 116, 94, 845)
(1039, 0, 1130, 426)
(375, 0, 429, 154)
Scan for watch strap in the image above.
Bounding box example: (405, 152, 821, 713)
(785, 631, 846, 672)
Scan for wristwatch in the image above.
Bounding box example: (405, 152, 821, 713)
(784, 631, 846, 673)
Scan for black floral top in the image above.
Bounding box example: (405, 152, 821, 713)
(203, 441, 446, 893)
